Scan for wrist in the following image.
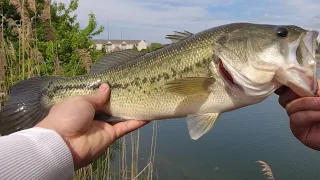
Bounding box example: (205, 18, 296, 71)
(11, 127, 75, 178)
(35, 122, 82, 170)
(61, 136, 86, 170)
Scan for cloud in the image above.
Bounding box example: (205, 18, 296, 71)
(56, 0, 320, 43)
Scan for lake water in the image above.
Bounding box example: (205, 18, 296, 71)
(133, 95, 320, 180)
(112, 70, 320, 180)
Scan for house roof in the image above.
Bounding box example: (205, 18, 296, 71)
(92, 39, 146, 44)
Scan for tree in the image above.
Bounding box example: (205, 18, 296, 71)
(132, 44, 138, 51)
(0, 0, 106, 84)
(147, 42, 163, 52)
(0, 2, 119, 178)
(40, 0, 105, 76)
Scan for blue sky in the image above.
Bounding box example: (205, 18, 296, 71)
(57, 0, 320, 44)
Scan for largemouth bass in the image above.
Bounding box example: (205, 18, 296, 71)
(0, 23, 318, 140)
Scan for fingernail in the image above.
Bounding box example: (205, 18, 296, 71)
(99, 83, 109, 92)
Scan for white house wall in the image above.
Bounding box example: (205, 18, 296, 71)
(93, 40, 147, 52)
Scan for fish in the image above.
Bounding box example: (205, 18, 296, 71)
(0, 22, 318, 140)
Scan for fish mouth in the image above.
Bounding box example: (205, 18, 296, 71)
(218, 59, 237, 88)
(274, 30, 319, 97)
(217, 30, 319, 98)
(217, 58, 280, 97)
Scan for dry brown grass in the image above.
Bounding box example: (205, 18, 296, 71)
(71, 122, 158, 180)
(256, 160, 275, 180)
(1, 1, 284, 179)
(1, 1, 159, 180)
(0, 17, 6, 85)
(1, 2, 159, 179)
(316, 53, 320, 63)
(78, 49, 93, 73)
(27, 0, 36, 13)
(0, 81, 5, 108)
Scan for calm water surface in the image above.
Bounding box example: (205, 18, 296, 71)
(134, 95, 320, 180)
(112, 70, 320, 180)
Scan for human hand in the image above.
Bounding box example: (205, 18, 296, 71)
(275, 80, 320, 151)
(35, 83, 150, 170)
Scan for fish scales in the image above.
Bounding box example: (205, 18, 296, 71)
(0, 22, 318, 139)
(46, 29, 222, 120)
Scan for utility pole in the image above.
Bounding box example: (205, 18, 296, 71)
(121, 28, 123, 40)
(107, 21, 109, 40)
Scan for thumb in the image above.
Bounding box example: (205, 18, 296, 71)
(82, 83, 110, 109)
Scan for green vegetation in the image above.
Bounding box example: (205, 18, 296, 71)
(0, 0, 158, 180)
(0, 0, 291, 179)
(141, 42, 164, 53)
(0, 0, 106, 104)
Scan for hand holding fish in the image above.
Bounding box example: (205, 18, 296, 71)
(35, 83, 149, 170)
(1, 23, 319, 140)
(276, 81, 320, 151)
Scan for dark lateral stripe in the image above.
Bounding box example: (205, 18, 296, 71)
(49, 83, 100, 94)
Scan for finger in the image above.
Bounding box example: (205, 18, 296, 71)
(290, 121, 320, 151)
(82, 83, 110, 109)
(274, 86, 287, 95)
(315, 79, 320, 97)
(113, 120, 150, 138)
(278, 88, 300, 108)
(286, 97, 320, 115)
(92, 121, 117, 141)
(290, 110, 320, 127)
(289, 121, 304, 139)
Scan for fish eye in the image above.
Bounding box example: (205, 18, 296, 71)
(274, 27, 289, 38)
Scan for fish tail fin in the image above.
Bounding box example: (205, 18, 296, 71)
(0, 76, 56, 135)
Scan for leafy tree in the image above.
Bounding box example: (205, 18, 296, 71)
(0, 2, 119, 178)
(132, 44, 138, 51)
(147, 42, 163, 52)
(1, 0, 106, 82)
(140, 42, 164, 53)
(39, 0, 105, 76)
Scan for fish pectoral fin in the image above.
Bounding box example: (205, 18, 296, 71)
(186, 113, 221, 140)
(163, 77, 216, 96)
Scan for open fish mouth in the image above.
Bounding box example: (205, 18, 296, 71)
(217, 30, 319, 98)
(218, 58, 281, 97)
(274, 30, 319, 97)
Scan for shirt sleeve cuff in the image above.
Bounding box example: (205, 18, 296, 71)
(1, 127, 74, 180)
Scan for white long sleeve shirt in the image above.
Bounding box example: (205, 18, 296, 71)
(0, 127, 74, 180)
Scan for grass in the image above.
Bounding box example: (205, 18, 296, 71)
(316, 53, 320, 63)
(256, 160, 275, 180)
(0, 1, 318, 179)
(0, 1, 159, 179)
(72, 124, 158, 180)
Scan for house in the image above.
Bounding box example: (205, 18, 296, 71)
(92, 39, 147, 52)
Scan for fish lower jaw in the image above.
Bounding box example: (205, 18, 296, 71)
(274, 65, 317, 97)
(285, 63, 315, 77)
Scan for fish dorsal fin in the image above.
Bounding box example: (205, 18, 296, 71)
(89, 49, 146, 74)
(165, 30, 193, 43)
(163, 77, 215, 96)
(187, 113, 221, 140)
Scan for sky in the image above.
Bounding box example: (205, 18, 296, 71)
(56, 0, 320, 44)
